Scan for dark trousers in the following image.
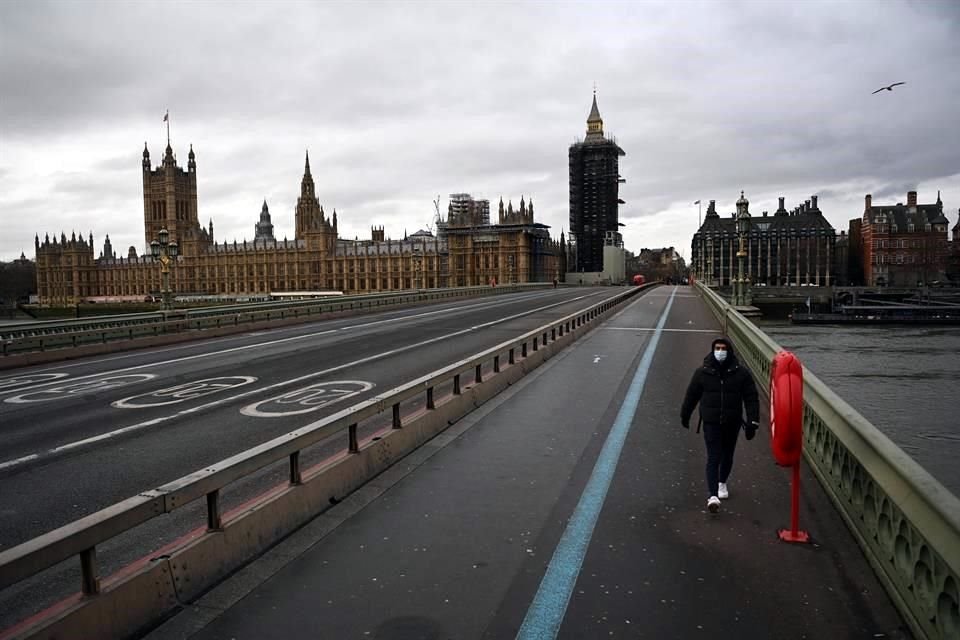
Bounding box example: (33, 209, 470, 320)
(703, 422, 740, 497)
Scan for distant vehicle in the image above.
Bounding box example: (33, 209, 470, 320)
(632, 274, 646, 286)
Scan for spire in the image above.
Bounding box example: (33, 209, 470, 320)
(142, 142, 150, 170)
(586, 90, 604, 138)
(300, 150, 316, 198)
(255, 199, 276, 242)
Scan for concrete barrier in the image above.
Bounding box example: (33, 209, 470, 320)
(0, 285, 651, 640)
(0, 284, 549, 370)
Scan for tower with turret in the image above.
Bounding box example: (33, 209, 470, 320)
(294, 151, 338, 252)
(568, 92, 626, 273)
(142, 139, 211, 258)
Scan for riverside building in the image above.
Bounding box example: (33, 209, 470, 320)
(34, 141, 561, 305)
(692, 194, 837, 287)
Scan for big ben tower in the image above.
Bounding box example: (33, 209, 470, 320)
(568, 92, 625, 273)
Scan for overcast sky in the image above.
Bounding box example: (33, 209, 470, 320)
(2, 0, 959, 264)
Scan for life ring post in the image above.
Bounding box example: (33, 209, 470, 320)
(770, 350, 810, 544)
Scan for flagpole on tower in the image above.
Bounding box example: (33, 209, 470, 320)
(164, 110, 170, 146)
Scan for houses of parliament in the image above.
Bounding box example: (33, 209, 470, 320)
(34, 139, 564, 305)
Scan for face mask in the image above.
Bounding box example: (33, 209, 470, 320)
(714, 349, 728, 363)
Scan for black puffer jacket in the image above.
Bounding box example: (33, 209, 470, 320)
(680, 338, 759, 428)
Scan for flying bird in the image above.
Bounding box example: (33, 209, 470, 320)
(872, 82, 905, 94)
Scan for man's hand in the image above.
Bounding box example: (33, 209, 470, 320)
(744, 420, 759, 440)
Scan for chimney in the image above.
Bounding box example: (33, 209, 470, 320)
(778, 197, 785, 212)
(865, 194, 872, 210)
(804, 199, 811, 212)
(811, 195, 818, 210)
(907, 191, 917, 207)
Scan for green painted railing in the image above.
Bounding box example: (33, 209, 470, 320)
(695, 281, 960, 640)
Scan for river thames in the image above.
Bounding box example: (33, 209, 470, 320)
(755, 320, 960, 498)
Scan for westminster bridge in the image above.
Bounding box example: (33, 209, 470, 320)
(0, 284, 956, 640)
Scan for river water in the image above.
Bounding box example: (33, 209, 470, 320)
(754, 320, 960, 498)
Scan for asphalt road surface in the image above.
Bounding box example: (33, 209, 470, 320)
(0, 286, 638, 630)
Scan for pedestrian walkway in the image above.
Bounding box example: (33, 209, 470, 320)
(147, 286, 908, 639)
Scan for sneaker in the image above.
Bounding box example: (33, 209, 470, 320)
(718, 483, 729, 500)
(707, 496, 721, 513)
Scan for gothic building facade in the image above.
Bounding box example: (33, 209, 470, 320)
(691, 193, 837, 287)
(34, 142, 561, 305)
(443, 195, 563, 287)
(568, 93, 625, 273)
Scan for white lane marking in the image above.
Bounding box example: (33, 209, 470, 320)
(0, 454, 39, 471)
(0, 373, 69, 392)
(593, 355, 604, 364)
(52, 416, 172, 452)
(4, 290, 583, 389)
(241, 381, 374, 417)
(112, 376, 258, 409)
(4, 374, 157, 404)
(602, 327, 717, 333)
(0, 291, 603, 470)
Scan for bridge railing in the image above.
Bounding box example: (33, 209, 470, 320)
(696, 281, 960, 640)
(0, 284, 548, 357)
(0, 284, 649, 640)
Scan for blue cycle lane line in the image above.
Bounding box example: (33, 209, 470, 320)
(152, 284, 904, 640)
(516, 287, 676, 639)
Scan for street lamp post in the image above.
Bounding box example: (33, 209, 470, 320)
(693, 200, 702, 280)
(150, 228, 179, 311)
(412, 248, 423, 290)
(732, 191, 752, 306)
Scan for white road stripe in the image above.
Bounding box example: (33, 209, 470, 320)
(603, 327, 716, 333)
(0, 290, 590, 390)
(0, 454, 39, 470)
(0, 291, 605, 471)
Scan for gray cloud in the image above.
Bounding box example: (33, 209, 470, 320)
(1, 0, 958, 263)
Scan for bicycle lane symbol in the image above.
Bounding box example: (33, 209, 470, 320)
(0, 373, 70, 394)
(112, 376, 258, 409)
(240, 381, 374, 418)
(4, 374, 157, 403)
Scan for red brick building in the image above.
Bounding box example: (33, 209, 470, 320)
(948, 212, 960, 285)
(860, 190, 950, 286)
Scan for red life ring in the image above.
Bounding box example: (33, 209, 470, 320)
(769, 350, 804, 466)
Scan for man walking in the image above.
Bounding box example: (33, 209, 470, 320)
(680, 337, 760, 513)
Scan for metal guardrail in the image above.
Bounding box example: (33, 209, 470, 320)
(0, 284, 547, 356)
(695, 282, 960, 640)
(0, 284, 647, 639)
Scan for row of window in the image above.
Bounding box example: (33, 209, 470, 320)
(871, 239, 947, 249)
(871, 253, 947, 264)
(871, 223, 937, 233)
(697, 230, 835, 238)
